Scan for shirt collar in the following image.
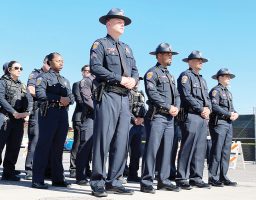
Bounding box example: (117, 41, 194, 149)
(106, 34, 119, 45)
(189, 68, 202, 77)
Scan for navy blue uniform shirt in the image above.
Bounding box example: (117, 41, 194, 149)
(209, 83, 235, 118)
(80, 75, 94, 111)
(178, 68, 211, 113)
(35, 69, 74, 105)
(144, 63, 180, 111)
(27, 68, 43, 88)
(90, 34, 139, 84)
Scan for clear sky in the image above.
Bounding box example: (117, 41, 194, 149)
(1, 0, 255, 120)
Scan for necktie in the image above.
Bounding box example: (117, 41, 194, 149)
(116, 42, 129, 77)
(166, 70, 175, 105)
(224, 88, 231, 111)
(198, 76, 207, 106)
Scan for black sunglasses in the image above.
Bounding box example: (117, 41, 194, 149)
(14, 66, 23, 71)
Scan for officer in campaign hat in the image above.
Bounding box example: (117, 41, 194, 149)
(141, 43, 180, 193)
(89, 8, 139, 197)
(208, 68, 238, 187)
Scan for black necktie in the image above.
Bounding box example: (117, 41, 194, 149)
(116, 42, 129, 77)
(224, 88, 231, 111)
(198, 76, 207, 106)
(166, 70, 175, 105)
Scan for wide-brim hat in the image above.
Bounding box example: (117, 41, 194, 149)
(99, 8, 131, 26)
(149, 43, 179, 55)
(212, 68, 236, 79)
(182, 50, 208, 63)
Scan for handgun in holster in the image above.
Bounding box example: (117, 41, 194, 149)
(176, 107, 188, 122)
(209, 113, 218, 126)
(147, 106, 157, 120)
(93, 82, 106, 102)
(39, 101, 49, 117)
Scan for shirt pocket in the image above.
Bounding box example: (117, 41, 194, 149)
(106, 50, 120, 65)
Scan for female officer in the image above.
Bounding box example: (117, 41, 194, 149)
(0, 61, 31, 181)
(32, 52, 74, 189)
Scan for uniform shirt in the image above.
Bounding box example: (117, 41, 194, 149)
(0, 74, 32, 114)
(209, 83, 235, 118)
(80, 74, 94, 111)
(72, 81, 83, 122)
(35, 69, 74, 105)
(144, 63, 180, 111)
(27, 68, 43, 88)
(90, 34, 139, 84)
(178, 68, 211, 113)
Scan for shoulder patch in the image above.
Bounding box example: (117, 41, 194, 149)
(36, 77, 42, 85)
(92, 42, 99, 49)
(146, 72, 153, 79)
(29, 73, 34, 80)
(22, 83, 27, 93)
(125, 47, 130, 54)
(212, 90, 218, 97)
(181, 75, 188, 84)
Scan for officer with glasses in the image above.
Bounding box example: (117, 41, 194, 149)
(0, 61, 32, 181)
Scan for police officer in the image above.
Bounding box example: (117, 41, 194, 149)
(90, 8, 139, 197)
(24, 56, 50, 179)
(141, 43, 180, 193)
(32, 52, 74, 189)
(0, 61, 31, 181)
(126, 78, 146, 183)
(75, 65, 94, 185)
(69, 65, 89, 178)
(208, 68, 239, 187)
(176, 51, 211, 189)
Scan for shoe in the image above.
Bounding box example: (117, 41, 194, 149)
(24, 171, 33, 180)
(52, 181, 71, 187)
(208, 178, 224, 187)
(76, 179, 89, 186)
(118, 176, 127, 184)
(1, 174, 20, 181)
(32, 182, 48, 189)
(86, 169, 92, 178)
(157, 182, 180, 192)
(92, 186, 108, 197)
(14, 170, 21, 175)
(222, 179, 237, 186)
(106, 185, 134, 195)
(69, 170, 76, 178)
(127, 176, 141, 183)
(140, 185, 156, 194)
(189, 180, 211, 189)
(176, 181, 192, 190)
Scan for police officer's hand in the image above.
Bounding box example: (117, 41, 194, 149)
(169, 106, 179, 117)
(121, 77, 136, 89)
(60, 97, 70, 107)
(230, 112, 239, 121)
(135, 117, 144, 125)
(201, 107, 211, 119)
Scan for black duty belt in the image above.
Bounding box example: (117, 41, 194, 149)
(48, 103, 66, 109)
(157, 108, 169, 115)
(187, 107, 200, 115)
(105, 85, 129, 95)
(218, 115, 230, 121)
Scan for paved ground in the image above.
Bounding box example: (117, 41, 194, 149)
(0, 149, 256, 200)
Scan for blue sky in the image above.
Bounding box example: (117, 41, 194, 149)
(1, 0, 255, 118)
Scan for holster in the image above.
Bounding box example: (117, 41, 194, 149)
(39, 101, 49, 117)
(209, 113, 219, 125)
(93, 82, 106, 102)
(176, 107, 188, 122)
(147, 106, 157, 120)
